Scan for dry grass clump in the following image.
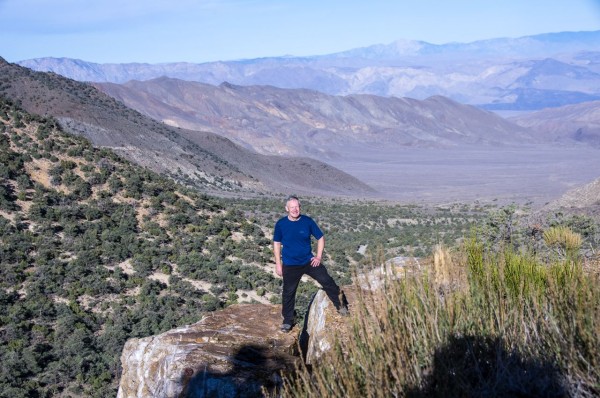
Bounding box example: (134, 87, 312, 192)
(432, 244, 451, 286)
(283, 237, 599, 397)
(432, 244, 467, 292)
(544, 225, 583, 259)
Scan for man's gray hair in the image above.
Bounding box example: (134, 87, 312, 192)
(285, 195, 300, 205)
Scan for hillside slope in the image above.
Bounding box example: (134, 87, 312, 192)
(0, 97, 285, 396)
(0, 97, 490, 396)
(93, 77, 537, 159)
(510, 100, 600, 148)
(0, 58, 373, 197)
(538, 177, 600, 221)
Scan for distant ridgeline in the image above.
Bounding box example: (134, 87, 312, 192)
(0, 97, 282, 396)
(17, 31, 600, 111)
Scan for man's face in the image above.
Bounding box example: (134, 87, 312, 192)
(285, 199, 301, 219)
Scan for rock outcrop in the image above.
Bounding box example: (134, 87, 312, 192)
(117, 259, 419, 397)
(300, 258, 418, 364)
(117, 304, 298, 398)
(301, 288, 353, 365)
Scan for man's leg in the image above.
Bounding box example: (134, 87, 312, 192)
(281, 265, 306, 325)
(307, 264, 343, 310)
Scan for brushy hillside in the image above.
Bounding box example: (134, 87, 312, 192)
(0, 97, 488, 397)
(0, 97, 283, 397)
(3, 94, 598, 397)
(285, 238, 600, 397)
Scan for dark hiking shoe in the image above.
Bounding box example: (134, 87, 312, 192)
(338, 306, 349, 317)
(280, 323, 292, 332)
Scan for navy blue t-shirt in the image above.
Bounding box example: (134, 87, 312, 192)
(273, 215, 323, 266)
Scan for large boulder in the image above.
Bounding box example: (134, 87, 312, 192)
(117, 259, 420, 397)
(302, 257, 421, 364)
(301, 288, 354, 365)
(117, 304, 298, 398)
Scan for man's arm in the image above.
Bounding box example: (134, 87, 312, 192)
(310, 236, 325, 267)
(273, 241, 283, 276)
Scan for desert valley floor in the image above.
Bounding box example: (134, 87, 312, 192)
(329, 144, 600, 206)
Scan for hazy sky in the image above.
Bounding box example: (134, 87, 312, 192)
(1, 0, 599, 64)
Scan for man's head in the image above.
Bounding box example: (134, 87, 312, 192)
(285, 195, 301, 220)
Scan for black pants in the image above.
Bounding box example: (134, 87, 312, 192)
(281, 262, 341, 325)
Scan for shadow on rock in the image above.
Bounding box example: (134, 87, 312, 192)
(182, 343, 296, 398)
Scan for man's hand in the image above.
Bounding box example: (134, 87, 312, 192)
(311, 237, 325, 267)
(273, 241, 283, 276)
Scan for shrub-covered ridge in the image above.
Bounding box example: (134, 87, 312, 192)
(0, 97, 279, 397)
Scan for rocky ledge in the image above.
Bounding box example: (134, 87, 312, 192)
(117, 304, 299, 398)
(116, 259, 415, 398)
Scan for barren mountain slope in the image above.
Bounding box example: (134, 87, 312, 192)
(0, 58, 373, 196)
(510, 100, 600, 147)
(93, 78, 537, 159)
(529, 176, 600, 223)
(546, 177, 600, 209)
(90, 76, 600, 206)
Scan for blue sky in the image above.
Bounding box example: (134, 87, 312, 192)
(1, 0, 599, 64)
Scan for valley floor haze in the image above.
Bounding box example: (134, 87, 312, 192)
(329, 145, 600, 206)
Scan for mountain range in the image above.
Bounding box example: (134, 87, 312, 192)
(92, 78, 537, 160)
(5, 53, 600, 204)
(18, 31, 600, 111)
(0, 57, 373, 197)
(86, 74, 600, 205)
(5, 31, 600, 204)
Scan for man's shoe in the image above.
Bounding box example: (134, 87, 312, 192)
(280, 323, 292, 332)
(338, 306, 349, 317)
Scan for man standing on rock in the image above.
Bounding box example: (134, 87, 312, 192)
(273, 195, 348, 333)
